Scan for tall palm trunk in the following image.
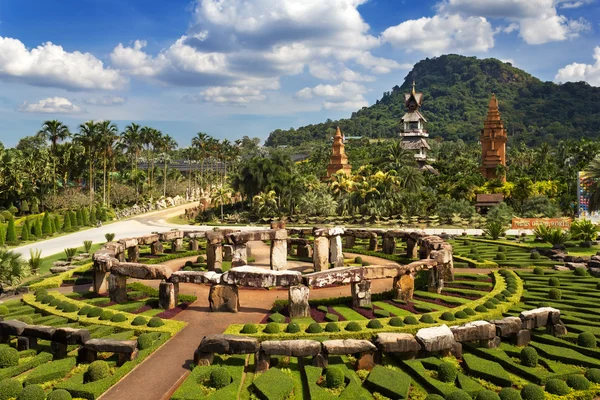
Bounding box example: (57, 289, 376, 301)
(89, 151, 94, 206)
(103, 150, 107, 205)
(163, 159, 168, 197)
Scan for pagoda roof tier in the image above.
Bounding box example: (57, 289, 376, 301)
(401, 110, 427, 123)
(401, 138, 431, 150)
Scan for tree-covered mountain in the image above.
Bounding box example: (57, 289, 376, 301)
(265, 54, 600, 147)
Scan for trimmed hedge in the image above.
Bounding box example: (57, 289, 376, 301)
(565, 374, 590, 390)
(438, 362, 458, 383)
(23, 357, 76, 386)
(544, 379, 570, 395)
(364, 365, 411, 399)
(252, 367, 294, 399)
(0, 346, 19, 368)
(520, 347, 538, 367)
(17, 384, 45, 400)
(85, 360, 110, 383)
(520, 384, 544, 400)
(0, 352, 52, 381)
(0, 378, 22, 400)
(462, 353, 512, 387)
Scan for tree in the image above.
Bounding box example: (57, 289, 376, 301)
(120, 123, 143, 197)
(21, 219, 30, 241)
(0, 249, 25, 285)
(33, 218, 42, 238)
(158, 134, 177, 197)
(211, 186, 232, 222)
(63, 211, 71, 231)
(74, 121, 99, 206)
(41, 212, 52, 236)
(53, 215, 61, 233)
(38, 120, 70, 194)
(98, 121, 119, 206)
(5, 215, 17, 244)
(252, 191, 278, 217)
(0, 226, 5, 246)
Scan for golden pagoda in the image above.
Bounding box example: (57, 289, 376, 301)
(480, 94, 507, 181)
(326, 127, 352, 178)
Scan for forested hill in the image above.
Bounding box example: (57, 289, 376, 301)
(265, 54, 600, 147)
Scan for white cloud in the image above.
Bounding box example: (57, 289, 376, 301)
(82, 96, 126, 106)
(308, 62, 375, 82)
(18, 97, 83, 114)
(382, 14, 495, 55)
(560, 0, 593, 9)
(185, 86, 267, 104)
(0, 36, 126, 90)
(555, 46, 600, 86)
(296, 81, 368, 110)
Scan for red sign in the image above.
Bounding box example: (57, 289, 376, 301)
(511, 218, 571, 230)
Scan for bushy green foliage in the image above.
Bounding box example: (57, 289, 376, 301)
(578, 332, 597, 348)
(47, 389, 72, 400)
(520, 347, 538, 367)
(389, 317, 404, 326)
(420, 314, 435, 324)
(533, 224, 570, 246)
(325, 322, 340, 332)
(569, 219, 599, 242)
(545, 379, 570, 395)
(495, 253, 507, 261)
(585, 368, 600, 383)
(131, 316, 147, 326)
(268, 312, 286, 323)
(446, 390, 472, 400)
(326, 367, 345, 388)
(463, 308, 476, 316)
(441, 311, 456, 321)
(533, 267, 544, 275)
(42, 212, 52, 236)
(425, 396, 445, 400)
(137, 333, 156, 350)
(476, 390, 501, 400)
(147, 317, 164, 327)
(548, 277, 560, 287)
(85, 360, 110, 382)
(530, 252, 541, 260)
(196, 256, 205, 263)
(483, 221, 507, 240)
(21, 219, 30, 241)
(0, 378, 22, 400)
(110, 313, 127, 323)
(548, 288, 561, 300)
(78, 305, 92, 316)
(5, 215, 17, 244)
(475, 305, 488, 312)
(367, 319, 383, 329)
(285, 322, 301, 333)
(498, 388, 522, 400)
(483, 301, 496, 309)
(0, 305, 8, 316)
(209, 368, 231, 389)
(574, 266, 587, 276)
(240, 324, 257, 334)
(454, 310, 468, 319)
(345, 321, 362, 332)
(263, 322, 280, 334)
(0, 346, 19, 368)
(566, 374, 590, 390)
(354, 256, 363, 264)
(306, 323, 323, 333)
(438, 362, 458, 383)
(404, 316, 418, 325)
(99, 310, 114, 321)
(521, 384, 544, 400)
(17, 384, 45, 400)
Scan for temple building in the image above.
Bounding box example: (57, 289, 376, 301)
(400, 82, 434, 169)
(326, 126, 352, 178)
(480, 94, 507, 182)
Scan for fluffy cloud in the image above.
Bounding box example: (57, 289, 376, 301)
(555, 46, 600, 86)
(296, 81, 368, 110)
(0, 37, 126, 90)
(18, 97, 83, 114)
(308, 62, 375, 82)
(82, 96, 126, 106)
(185, 86, 267, 104)
(382, 14, 495, 55)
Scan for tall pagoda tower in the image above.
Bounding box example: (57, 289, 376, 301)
(480, 94, 507, 182)
(400, 82, 433, 168)
(326, 127, 352, 178)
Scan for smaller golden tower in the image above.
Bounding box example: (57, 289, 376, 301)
(480, 94, 507, 181)
(326, 127, 352, 178)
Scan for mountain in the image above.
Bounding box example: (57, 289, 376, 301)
(265, 54, 600, 147)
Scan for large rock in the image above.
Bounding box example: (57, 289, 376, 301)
(158, 230, 183, 241)
(415, 325, 456, 353)
(119, 238, 138, 248)
(323, 339, 376, 355)
(137, 234, 159, 245)
(351, 280, 371, 308)
(221, 266, 302, 288)
(314, 227, 345, 237)
(110, 263, 172, 280)
(228, 229, 286, 244)
(303, 267, 363, 288)
(329, 235, 344, 268)
(491, 317, 523, 337)
(288, 285, 310, 318)
(519, 307, 561, 330)
(313, 237, 330, 272)
(0, 320, 27, 336)
(198, 334, 259, 354)
(261, 340, 321, 357)
(450, 321, 496, 343)
(375, 333, 421, 353)
(362, 265, 405, 280)
(84, 339, 137, 353)
(22, 325, 56, 340)
(170, 270, 222, 284)
(209, 284, 239, 312)
(159, 282, 178, 310)
(108, 273, 127, 303)
(52, 328, 91, 345)
(270, 238, 288, 271)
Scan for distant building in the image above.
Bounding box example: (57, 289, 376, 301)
(400, 82, 434, 169)
(326, 126, 352, 178)
(480, 94, 507, 182)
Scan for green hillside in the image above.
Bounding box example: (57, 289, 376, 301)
(265, 54, 600, 147)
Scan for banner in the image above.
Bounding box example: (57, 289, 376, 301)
(511, 218, 572, 230)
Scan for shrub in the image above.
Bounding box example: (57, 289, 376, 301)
(498, 246, 506, 252)
(483, 221, 507, 240)
(131, 316, 148, 326)
(17, 384, 45, 400)
(476, 390, 501, 400)
(196, 256, 205, 263)
(545, 379, 570, 395)
(76, 305, 91, 316)
(354, 256, 363, 264)
(0, 306, 8, 316)
(41, 295, 54, 304)
(475, 305, 488, 312)
(209, 368, 231, 389)
(137, 333, 155, 350)
(0, 346, 19, 368)
(184, 261, 193, 267)
(389, 317, 404, 327)
(325, 322, 340, 332)
(494, 294, 506, 302)
(326, 367, 345, 388)
(286, 322, 301, 333)
(49, 298, 61, 307)
(530, 251, 541, 260)
(362, 261, 371, 266)
(578, 332, 597, 348)
(105, 233, 115, 242)
(483, 301, 496, 309)
(446, 390, 472, 400)
(574, 266, 587, 276)
(99, 310, 114, 321)
(548, 277, 560, 287)
(425, 396, 445, 400)
(306, 323, 323, 333)
(5, 215, 17, 244)
(85, 360, 110, 382)
(463, 308, 476, 316)
(548, 288, 561, 300)
(586, 368, 600, 383)
(498, 388, 522, 400)
(47, 389, 73, 400)
(374, 309, 389, 318)
(438, 362, 458, 383)
(325, 313, 339, 322)
(367, 319, 383, 329)
(111, 313, 127, 323)
(420, 314, 435, 324)
(441, 312, 456, 321)
(241, 324, 258, 334)
(34, 288, 48, 298)
(147, 317, 164, 327)
(83, 240, 93, 253)
(63, 302, 79, 313)
(15, 316, 33, 324)
(533, 267, 544, 275)
(263, 323, 280, 334)
(64, 248, 77, 261)
(454, 310, 468, 319)
(345, 321, 362, 332)
(566, 374, 590, 390)
(404, 316, 418, 325)
(521, 384, 544, 400)
(0, 379, 22, 400)
(495, 253, 507, 261)
(268, 312, 286, 323)
(520, 347, 538, 367)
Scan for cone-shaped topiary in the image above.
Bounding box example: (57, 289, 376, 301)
(63, 212, 71, 231)
(5, 215, 17, 244)
(42, 212, 52, 236)
(33, 219, 42, 238)
(54, 215, 61, 233)
(21, 219, 30, 241)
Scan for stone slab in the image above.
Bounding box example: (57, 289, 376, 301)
(375, 333, 421, 353)
(198, 334, 259, 354)
(303, 267, 363, 288)
(415, 325, 456, 353)
(221, 266, 302, 288)
(323, 339, 376, 355)
(84, 339, 137, 353)
(261, 340, 321, 357)
(110, 263, 172, 280)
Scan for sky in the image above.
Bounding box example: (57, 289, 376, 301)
(0, 0, 599, 147)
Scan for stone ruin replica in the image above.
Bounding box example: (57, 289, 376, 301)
(92, 225, 454, 315)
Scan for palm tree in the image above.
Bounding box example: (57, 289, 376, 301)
(98, 121, 119, 205)
(74, 121, 99, 206)
(158, 134, 177, 197)
(0, 249, 25, 286)
(120, 123, 143, 196)
(192, 132, 210, 191)
(211, 185, 232, 221)
(38, 120, 70, 194)
(252, 190, 278, 217)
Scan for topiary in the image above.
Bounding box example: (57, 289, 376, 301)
(585, 368, 600, 383)
(40, 295, 54, 304)
(268, 312, 286, 323)
(578, 332, 597, 348)
(521, 384, 545, 400)
(34, 288, 48, 298)
(441, 312, 456, 321)
(520, 347, 538, 367)
(574, 266, 587, 276)
(197, 256, 205, 263)
(325, 322, 340, 332)
(47, 389, 73, 400)
(438, 362, 458, 383)
(446, 390, 472, 400)
(306, 323, 323, 333)
(49, 298, 61, 307)
(209, 368, 231, 389)
(131, 316, 148, 326)
(475, 305, 488, 313)
(85, 360, 110, 382)
(87, 307, 103, 318)
(498, 246, 506, 252)
(426, 396, 445, 400)
(367, 319, 383, 329)
(548, 288, 561, 300)
(17, 384, 45, 400)
(345, 321, 362, 332)
(565, 374, 590, 390)
(78, 305, 92, 316)
(404, 316, 418, 325)
(420, 314, 435, 324)
(0, 378, 22, 400)
(0, 346, 19, 368)
(489, 297, 500, 305)
(286, 322, 301, 333)
(545, 379, 570, 395)
(147, 317, 164, 327)
(15, 316, 33, 325)
(548, 277, 560, 287)
(533, 267, 544, 275)
(495, 253, 507, 261)
(62, 302, 79, 313)
(241, 324, 258, 334)
(0, 306, 8, 316)
(137, 333, 155, 350)
(454, 311, 468, 319)
(476, 390, 501, 400)
(498, 387, 522, 400)
(483, 301, 496, 310)
(326, 367, 345, 388)
(263, 322, 280, 334)
(530, 252, 541, 260)
(389, 317, 404, 327)
(111, 313, 127, 323)
(184, 260, 193, 267)
(99, 310, 114, 321)
(354, 256, 363, 264)
(463, 308, 476, 316)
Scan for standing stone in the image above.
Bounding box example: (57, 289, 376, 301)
(382, 236, 396, 255)
(232, 244, 248, 268)
(17, 337, 29, 351)
(288, 285, 310, 318)
(172, 238, 184, 253)
(515, 329, 531, 346)
(406, 238, 418, 259)
(369, 235, 379, 251)
(223, 245, 234, 262)
(189, 239, 199, 251)
(108, 273, 127, 303)
(207, 243, 223, 271)
(351, 280, 372, 308)
(297, 244, 313, 258)
(117, 252, 126, 262)
(313, 237, 329, 272)
(127, 246, 140, 263)
(151, 241, 164, 256)
(270, 239, 287, 271)
(209, 284, 239, 312)
(345, 236, 355, 249)
(93, 270, 110, 294)
(329, 235, 344, 268)
(158, 281, 179, 310)
(399, 272, 415, 301)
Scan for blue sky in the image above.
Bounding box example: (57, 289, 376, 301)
(0, 0, 599, 147)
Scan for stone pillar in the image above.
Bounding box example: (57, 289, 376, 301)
(189, 239, 199, 251)
(209, 284, 239, 312)
(297, 244, 313, 258)
(194, 350, 214, 366)
(51, 341, 68, 359)
(117, 252, 125, 262)
(345, 236, 355, 249)
(232, 244, 248, 268)
(127, 246, 140, 263)
(270, 240, 287, 271)
(368, 234, 378, 251)
(78, 348, 97, 364)
(108, 273, 127, 303)
(313, 237, 329, 272)
(351, 280, 372, 308)
(395, 272, 415, 301)
(93, 270, 110, 294)
(223, 245, 233, 262)
(256, 350, 270, 372)
(207, 243, 223, 271)
(17, 337, 29, 351)
(382, 235, 396, 255)
(172, 238, 183, 253)
(159, 281, 179, 310)
(151, 241, 164, 256)
(288, 285, 310, 318)
(329, 235, 344, 268)
(406, 238, 418, 259)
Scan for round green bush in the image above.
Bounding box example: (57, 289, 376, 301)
(489, 297, 500, 305)
(498, 246, 506, 252)
(184, 260, 193, 267)
(426, 396, 445, 400)
(494, 294, 506, 302)
(483, 301, 496, 310)
(99, 310, 114, 321)
(62, 302, 79, 313)
(307, 323, 324, 333)
(454, 311, 468, 319)
(325, 322, 340, 332)
(47, 389, 72, 400)
(326, 367, 345, 388)
(521, 384, 545, 400)
(574, 267, 587, 276)
(209, 368, 231, 389)
(533, 267, 544, 275)
(345, 322, 362, 332)
(463, 308, 476, 316)
(367, 319, 383, 329)
(420, 314, 435, 324)
(441, 312, 456, 321)
(0, 346, 19, 368)
(263, 323, 280, 334)
(87, 307, 103, 318)
(501, 290, 511, 298)
(545, 379, 570, 395)
(137, 333, 155, 350)
(566, 374, 590, 390)
(131, 316, 148, 326)
(354, 256, 363, 264)
(438, 362, 458, 383)
(577, 332, 597, 348)
(498, 388, 522, 400)
(389, 317, 404, 327)
(34, 288, 48, 298)
(585, 368, 600, 383)
(475, 305, 488, 313)
(183, 266, 193, 271)
(476, 390, 501, 400)
(548, 277, 560, 287)
(78, 305, 92, 316)
(530, 252, 541, 260)
(147, 317, 164, 327)
(286, 322, 301, 333)
(110, 313, 127, 323)
(15, 316, 33, 325)
(49, 298, 61, 307)
(85, 360, 110, 382)
(17, 384, 45, 400)
(446, 390, 472, 400)
(241, 324, 258, 334)
(0, 378, 21, 400)
(0, 306, 8, 316)
(520, 347, 538, 367)
(495, 253, 507, 261)
(196, 256, 205, 263)
(404, 316, 418, 325)
(548, 288, 561, 300)
(40, 295, 54, 304)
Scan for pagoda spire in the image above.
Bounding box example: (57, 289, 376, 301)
(326, 126, 352, 178)
(412, 80, 416, 95)
(480, 93, 507, 181)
